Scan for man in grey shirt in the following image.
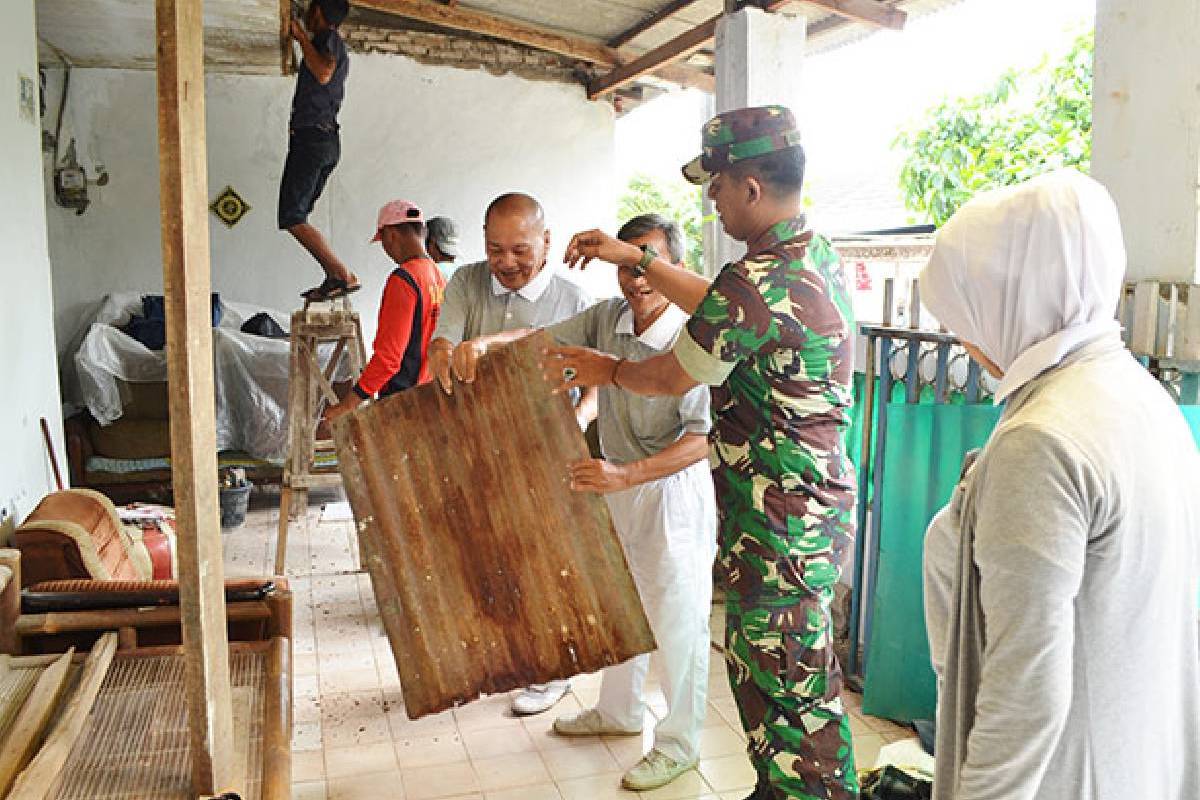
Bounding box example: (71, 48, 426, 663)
(428, 192, 595, 716)
(544, 214, 717, 793)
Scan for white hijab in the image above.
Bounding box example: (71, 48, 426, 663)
(920, 169, 1127, 403)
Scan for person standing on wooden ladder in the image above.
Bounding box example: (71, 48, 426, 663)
(280, 0, 357, 303)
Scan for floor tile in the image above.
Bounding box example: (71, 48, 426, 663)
(484, 782, 562, 800)
(471, 751, 552, 792)
(394, 734, 469, 769)
(603, 735, 650, 770)
(325, 740, 398, 780)
(453, 695, 520, 732)
(540, 741, 622, 781)
(292, 780, 327, 800)
(320, 667, 383, 695)
(462, 724, 536, 760)
(697, 755, 757, 793)
(328, 769, 404, 800)
(321, 691, 392, 747)
(293, 749, 326, 783)
(403, 762, 481, 800)
(697, 726, 746, 759)
(556, 772, 640, 800)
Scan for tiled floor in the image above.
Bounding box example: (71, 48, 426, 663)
(223, 490, 916, 800)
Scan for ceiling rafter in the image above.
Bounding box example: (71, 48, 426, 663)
(352, 0, 715, 94)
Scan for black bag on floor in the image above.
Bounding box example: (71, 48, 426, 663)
(861, 765, 933, 800)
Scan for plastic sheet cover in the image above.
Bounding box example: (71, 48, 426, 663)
(64, 292, 350, 462)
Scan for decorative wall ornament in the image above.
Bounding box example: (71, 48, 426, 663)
(210, 185, 251, 228)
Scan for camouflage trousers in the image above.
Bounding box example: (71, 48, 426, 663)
(724, 591, 858, 800)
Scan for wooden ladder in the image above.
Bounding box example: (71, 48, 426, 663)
(275, 295, 366, 575)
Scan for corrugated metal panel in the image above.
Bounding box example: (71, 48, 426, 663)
(457, 0, 664, 42)
(335, 332, 656, 719)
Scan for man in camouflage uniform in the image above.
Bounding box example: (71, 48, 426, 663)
(546, 106, 858, 799)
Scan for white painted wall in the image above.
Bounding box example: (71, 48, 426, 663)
(44, 53, 618, 352)
(1092, 0, 1200, 283)
(2, 0, 64, 522)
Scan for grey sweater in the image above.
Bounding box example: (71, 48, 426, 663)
(924, 337, 1200, 800)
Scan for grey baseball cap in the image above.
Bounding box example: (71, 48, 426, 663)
(427, 216, 460, 258)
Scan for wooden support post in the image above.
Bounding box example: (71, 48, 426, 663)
(155, 0, 236, 793)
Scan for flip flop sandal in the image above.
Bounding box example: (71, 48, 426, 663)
(301, 278, 362, 302)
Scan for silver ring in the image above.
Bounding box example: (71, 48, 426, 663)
(563, 367, 577, 382)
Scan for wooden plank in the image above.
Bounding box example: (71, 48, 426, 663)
(334, 332, 656, 718)
(16, 602, 272, 636)
(154, 0, 237, 794)
(608, 0, 706, 48)
(352, 0, 713, 92)
(589, 14, 720, 99)
(0, 649, 73, 797)
(261, 637, 292, 800)
(8, 632, 117, 800)
(775, 0, 906, 29)
(353, 0, 618, 64)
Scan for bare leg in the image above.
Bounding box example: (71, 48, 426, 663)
(287, 222, 358, 286)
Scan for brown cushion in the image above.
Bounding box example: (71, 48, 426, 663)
(15, 490, 145, 585)
(118, 381, 170, 420)
(88, 418, 171, 460)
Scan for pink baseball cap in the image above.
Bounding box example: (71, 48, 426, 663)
(371, 200, 425, 242)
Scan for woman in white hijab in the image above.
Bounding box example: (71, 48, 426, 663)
(919, 169, 1200, 800)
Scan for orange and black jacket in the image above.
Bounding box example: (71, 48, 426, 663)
(353, 257, 445, 399)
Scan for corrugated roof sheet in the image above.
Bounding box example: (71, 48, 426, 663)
(334, 332, 656, 719)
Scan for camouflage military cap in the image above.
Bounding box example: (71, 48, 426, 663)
(681, 105, 803, 185)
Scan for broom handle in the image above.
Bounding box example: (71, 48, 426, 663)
(39, 418, 64, 492)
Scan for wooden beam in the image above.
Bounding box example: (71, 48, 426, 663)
(353, 0, 617, 65)
(354, 0, 713, 93)
(607, 0, 705, 49)
(155, 0, 237, 795)
(773, 0, 906, 30)
(589, 14, 719, 99)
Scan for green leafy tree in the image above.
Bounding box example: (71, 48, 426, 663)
(618, 173, 705, 272)
(895, 30, 1094, 226)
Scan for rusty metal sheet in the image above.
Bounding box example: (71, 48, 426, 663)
(334, 331, 656, 718)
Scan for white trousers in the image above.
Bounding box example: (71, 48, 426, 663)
(595, 460, 718, 763)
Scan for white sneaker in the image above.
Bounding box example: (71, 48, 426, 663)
(510, 680, 570, 716)
(621, 748, 697, 791)
(553, 707, 642, 737)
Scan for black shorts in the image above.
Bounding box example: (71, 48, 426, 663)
(277, 127, 340, 229)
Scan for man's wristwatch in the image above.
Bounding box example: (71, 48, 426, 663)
(631, 244, 658, 278)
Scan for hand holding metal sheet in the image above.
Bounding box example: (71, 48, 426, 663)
(542, 345, 620, 394)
